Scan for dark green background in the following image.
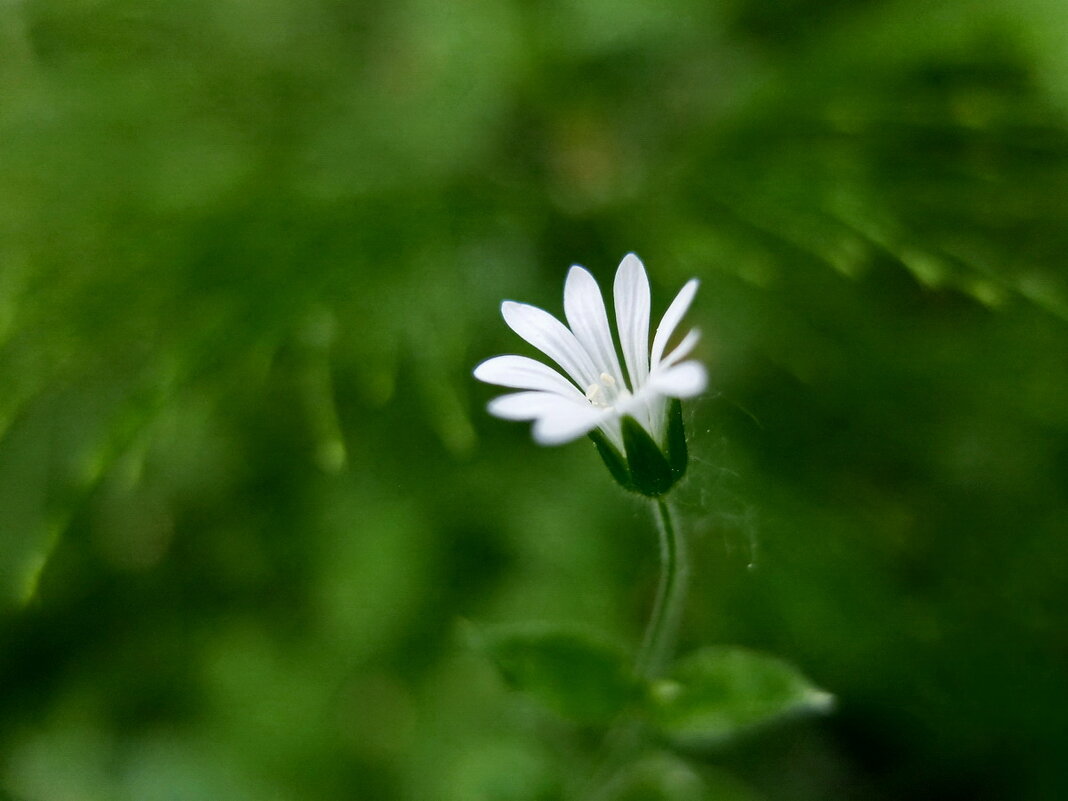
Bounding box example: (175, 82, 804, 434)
(2, 0, 1067, 798)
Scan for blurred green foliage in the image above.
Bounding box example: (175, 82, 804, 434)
(2, 0, 1068, 798)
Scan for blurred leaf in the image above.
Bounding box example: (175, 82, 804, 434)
(0, 406, 53, 608)
(601, 752, 760, 801)
(647, 647, 833, 747)
(474, 623, 635, 725)
(601, 753, 706, 801)
(445, 740, 559, 801)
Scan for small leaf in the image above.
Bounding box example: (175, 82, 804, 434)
(647, 646, 833, 747)
(475, 623, 636, 725)
(601, 753, 707, 801)
(602, 752, 760, 801)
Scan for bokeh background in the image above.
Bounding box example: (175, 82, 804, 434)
(3, 0, 1068, 798)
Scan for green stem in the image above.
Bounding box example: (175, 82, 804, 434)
(578, 500, 690, 801)
(635, 498, 688, 680)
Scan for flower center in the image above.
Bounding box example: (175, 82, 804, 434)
(585, 372, 630, 409)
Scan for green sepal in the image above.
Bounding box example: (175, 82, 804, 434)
(622, 416, 676, 497)
(666, 399, 688, 480)
(589, 429, 635, 492)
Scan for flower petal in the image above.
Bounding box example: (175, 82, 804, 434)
(563, 266, 624, 384)
(501, 301, 598, 388)
(474, 355, 582, 397)
(613, 253, 651, 392)
(488, 391, 607, 445)
(531, 397, 608, 445)
(648, 361, 707, 398)
(660, 328, 701, 368)
(487, 391, 561, 420)
(650, 278, 699, 368)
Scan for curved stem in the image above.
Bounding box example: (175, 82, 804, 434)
(635, 498, 688, 680)
(578, 499, 690, 801)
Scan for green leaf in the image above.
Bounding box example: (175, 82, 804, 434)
(474, 623, 636, 725)
(601, 753, 705, 801)
(647, 646, 833, 747)
(602, 753, 759, 801)
(621, 416, 675, 497)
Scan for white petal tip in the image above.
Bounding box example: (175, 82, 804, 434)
(566, 264, 595, 285)
(531, 420, 596, 446)
(652, 361, 708, 398)
(530, 429, 571, 446)
(486, 391, 551, 420)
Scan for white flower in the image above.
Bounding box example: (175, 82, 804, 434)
(474, 253, 707, 451)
